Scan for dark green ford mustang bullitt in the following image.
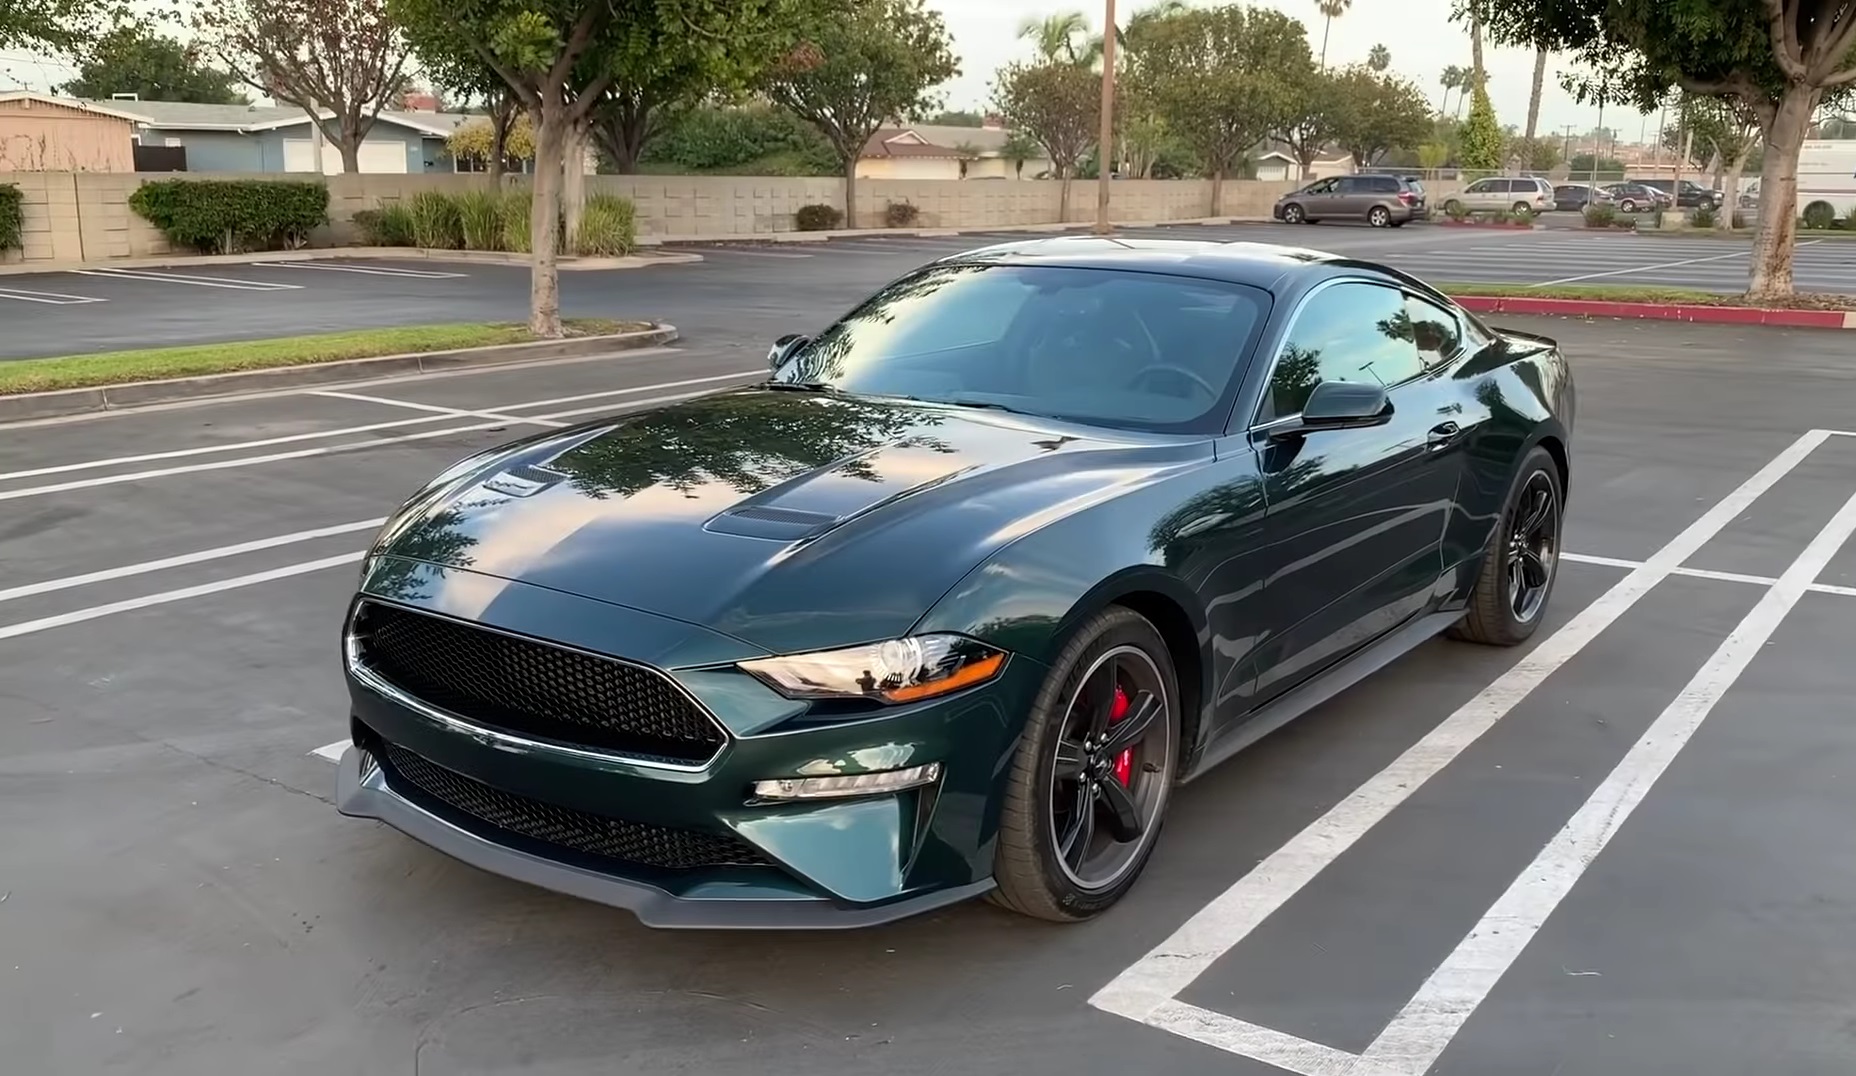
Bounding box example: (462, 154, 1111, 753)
(336, 236, 1574, 928)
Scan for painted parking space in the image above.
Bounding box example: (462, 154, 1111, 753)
(0, 284, 107, 304)
(3, 319, 1856, 1075)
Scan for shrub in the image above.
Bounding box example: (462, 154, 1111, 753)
(1692, 204, 1717, 229)
(574, 193, 636, 256)
(501, 192, 533, 253)
(1506, 206, 1536, 225)
(1802, 200, 1837, 229)
(407, 190, 464, 249)
(128, 179, 327, 254)
(0, 183, 21, 253)
(351, 205, 415, 246)
(1583, 202, 1617, 229)
(455, 189, 505, 251)
(883, 200, 920, 228)
(795, 203, 842, 231)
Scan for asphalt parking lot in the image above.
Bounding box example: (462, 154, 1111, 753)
(4, 316, 1856, 1075)
(6, 222, 1855, 360)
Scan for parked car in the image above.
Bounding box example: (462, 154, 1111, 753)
(1443, 176, 1556, 216)
(1632, 178, 1724, 209)
(1551, 183, 1614, 212)
(1273, 174, 1428, 227)
(334, 236, 1576, 929)
(1602, 182, 1673, 213)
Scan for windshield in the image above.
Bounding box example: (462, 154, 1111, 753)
(772, 263, 1270, 432)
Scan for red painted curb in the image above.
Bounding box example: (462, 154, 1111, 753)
(1451, 295, 1853, 329)
(1437, 222, 1540, 230)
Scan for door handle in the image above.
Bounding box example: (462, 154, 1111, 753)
(1426, 421, 1462, 450)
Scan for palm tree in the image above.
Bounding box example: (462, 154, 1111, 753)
(1315, 0, 1352, 68)
(1017, 11, 1093, 65)
(1522, 47, 1548, 142)
(1439, 65, 1465, 118)
(1368, 44, 1391, 72)
(1452, 0, 1488, 94)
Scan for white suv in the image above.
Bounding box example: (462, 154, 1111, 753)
(1446, 177, 1555, 215)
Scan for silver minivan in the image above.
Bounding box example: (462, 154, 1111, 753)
(1444, 176, 1555, 215)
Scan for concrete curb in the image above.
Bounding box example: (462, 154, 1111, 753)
(0, 324, 679, 423)
(1453, 295, 1856, 329)
(638, 216, 1278, 247)
(0, 248, 702, 276)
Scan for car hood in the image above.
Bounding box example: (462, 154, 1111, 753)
(369, 388, 1207, 654)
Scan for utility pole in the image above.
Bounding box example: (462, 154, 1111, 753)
(1094, 0, 1117, 235)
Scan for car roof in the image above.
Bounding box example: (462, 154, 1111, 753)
(931, 236, 1416, 294)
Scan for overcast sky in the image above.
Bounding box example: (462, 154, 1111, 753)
(1, 0, 1662, 141)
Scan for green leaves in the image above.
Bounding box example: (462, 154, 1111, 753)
(1329, 65, 1433, 169)
(128, 180, 329, 254)
(58, 19, 247, 104)
(1457, 82, 1504, 171)
(992, 61, 1100, 177)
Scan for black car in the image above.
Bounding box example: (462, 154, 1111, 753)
(1552, 184, 1613, 212)
(335, 237, 1576, 928)
(1633, 178, 1724, 209)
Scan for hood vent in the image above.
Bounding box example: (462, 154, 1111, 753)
(704, 504, 841, 541)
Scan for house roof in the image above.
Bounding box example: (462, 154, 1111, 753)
(0, 92, 152, 124)
(861, 128, 977, 160)
(86, 99, 472, 137)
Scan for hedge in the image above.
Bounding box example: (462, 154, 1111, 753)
(128, 179, 329, 254)
(0, 183, 21, 253)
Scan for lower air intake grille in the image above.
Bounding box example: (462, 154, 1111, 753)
(351, 601, 725, 764)
(379, 740, 769, 870)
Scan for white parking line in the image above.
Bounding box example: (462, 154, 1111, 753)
(1089, 428, 1831, 1066)
(70, 268, 304, 291)
(308, 389, 566, 427)
(0, 518, 387, 606)
(0, 369, 759, 484)
(0, 552, 362, 642)
(310, 741, 348, 763)
(0, 286, 106, 304)
(248, 262, 467, 279)
(1559, 551, 1856, 598)
(1534, 240, 1821, 287)
(0, 384, 756, 503)
(1361, 484, 1856, 1076)
(695, 247, 815, 258)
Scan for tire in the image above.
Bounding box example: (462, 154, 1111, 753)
(1620, 199, 1637, 213)
(1443, 199, 1463, 216)
(990, 606, 1181, 922)
(1367, 205, 1391, 228)
(1449, 446, 1564, 647)
(1511, 201, 1530, 215)
(1282, 203, 1306, 224)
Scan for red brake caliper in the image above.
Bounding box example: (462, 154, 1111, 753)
(1109, 685, 1134, 786)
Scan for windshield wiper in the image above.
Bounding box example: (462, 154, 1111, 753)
(764, 380, 842, 393)
(907, 395, 1034, 416)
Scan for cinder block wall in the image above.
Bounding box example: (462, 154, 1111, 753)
(0, 172, 1467, 265)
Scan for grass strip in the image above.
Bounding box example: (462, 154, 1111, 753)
(0, 319, 650, 395)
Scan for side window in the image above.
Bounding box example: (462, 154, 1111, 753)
(1306, 178, 1337, 194)
(1261, 283, 1426, 422)
(1465, 180, 1492, 194)
(1405, 294, 1465, 370)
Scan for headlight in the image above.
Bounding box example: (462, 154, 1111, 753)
(738, 634, 1006, 704)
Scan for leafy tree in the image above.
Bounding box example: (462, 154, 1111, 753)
(642, 104, 836, 174)
(1, 0, 113, 51)
(1273, 68, 1342, 179)
(1417, 141, 1449, 170)
(58, 21, 247, 104)
(992, 61, 1099, 217)
(1667, 93, 1760, 228)
(1367, 43, 1391, 72)
(1478, 0, 1856, 297)
(1511, 135, 1561, 172)
(1331, 64, 1433, 170)
(1314, 0, 1350, 68)
(1128, 3, 1314, 214)
(924, 109, 984, 126)
(1018, 10, 1098, 66)
(1458, 81, 1503, 172)
(447, 112, 535, 166)
(1000, 129, 1042, 178)
(761, 0, 959, 229)
(190, 0, 410, 174)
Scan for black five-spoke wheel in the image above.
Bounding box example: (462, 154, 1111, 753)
(1451, 445, 1563, 647)
(990, 607, 1180, 920)
(1506, 471, 1559, 624)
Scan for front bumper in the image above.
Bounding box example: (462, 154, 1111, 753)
(336, 744, 994, 928)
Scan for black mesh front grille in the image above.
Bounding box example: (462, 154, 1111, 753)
(376, 739, 769, 870)
(352, 602, 725, 763)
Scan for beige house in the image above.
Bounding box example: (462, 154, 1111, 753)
(1253, 149, 1357, 183)
(857, 121, 1054, 181)
(0, 93, 147, 172)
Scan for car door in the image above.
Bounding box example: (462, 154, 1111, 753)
(1242, 280, 1465, 707)
(1299, 177, 1340, 217)
(1458, 179, 1496, 211)
(1332, 176, 1370, 217)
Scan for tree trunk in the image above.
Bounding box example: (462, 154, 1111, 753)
(592, 93, 654, 175)
(334, 127, 361, 174)
(1523, 48, 1546, 141)
(529, 108, 567, 337)
(1059, 172, 1072, 221)
(1210, 166, 1223, 217)
(489, 96, 513, 185)
(562, 119, 590, 250)
(1297, 147, 1316, 180)
(842, 155, 858, 229)
(1319, 16, 1331, 68)
(1747, 88, 1821, 300)
(1721, 148, 1749, 232)
(1468, 6, 1486, 91)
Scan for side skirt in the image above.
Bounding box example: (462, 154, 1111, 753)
(1182, 609, 1464, 783)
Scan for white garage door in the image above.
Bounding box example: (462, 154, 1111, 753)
(282, 137, 409, 175)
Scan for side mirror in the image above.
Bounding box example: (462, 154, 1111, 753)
(768, 333, 808, 370)
(1266, 381, 1392, 440)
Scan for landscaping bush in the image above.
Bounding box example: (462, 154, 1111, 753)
(795, 203, 842, 231)
(883, 200, 920, 228)
(1583, 202, 1617, 229)
(1692, 204, 1718, 229)
(1505, 206, 1536, 225)
(574, 193, 636, 256)
(352, 204, 415, 246)
(501, 192, 534, 253)
(0, 182, 21, 254)
(1802, 200, 1838, 229)
(407, 190, 464, 249)
(455, 189, 505, 251)
(128, 179, 327, 254)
